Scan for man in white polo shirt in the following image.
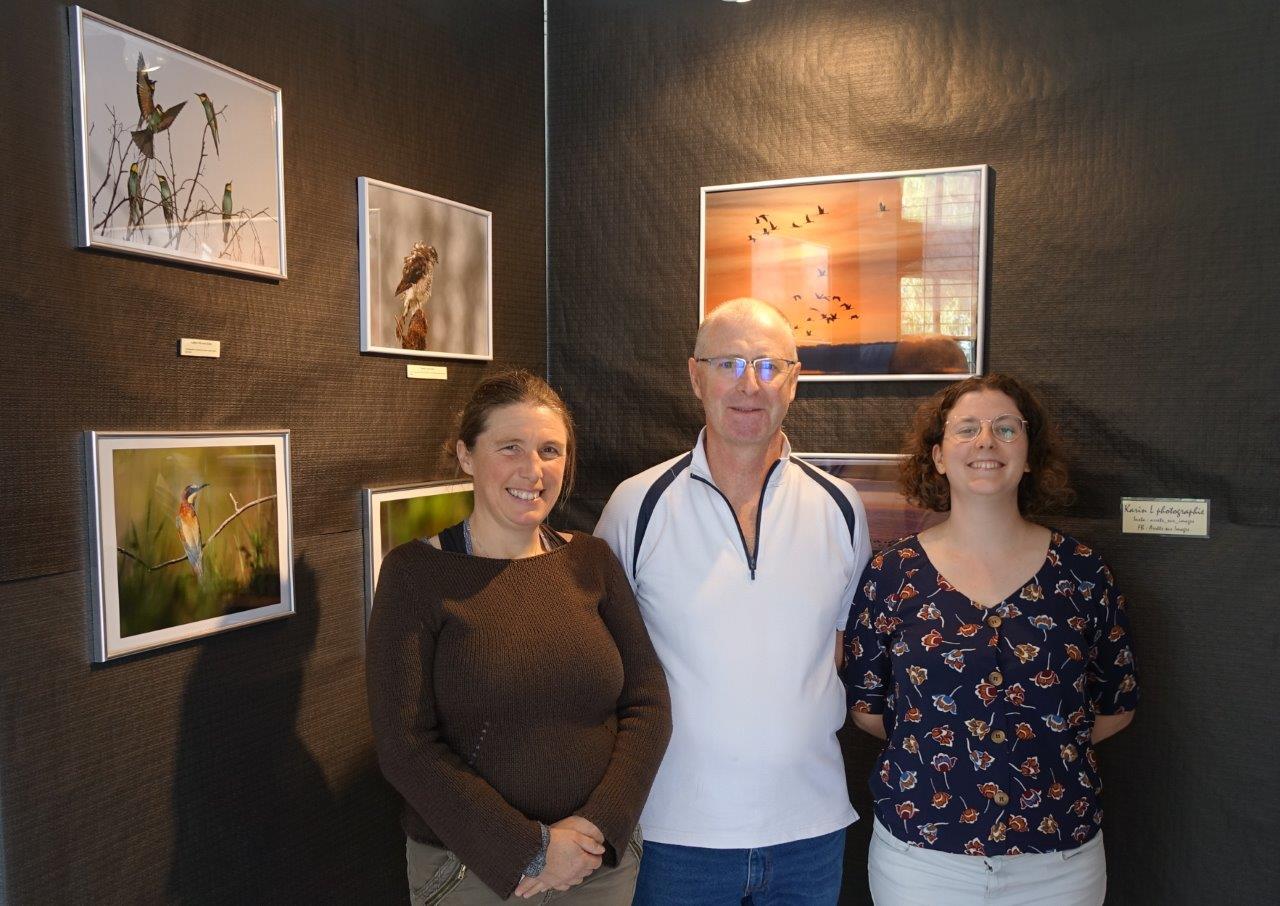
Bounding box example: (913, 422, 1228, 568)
(595, 298, 871, 904)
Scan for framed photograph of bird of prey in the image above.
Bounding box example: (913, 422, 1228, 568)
(701, 165, 989, 381)
(795, 454, 944, 553)
(85, 430, 294, 662)
(358, 177, 493, 360)
(69, 7, 287, 279)
(362, 480, 474, 622)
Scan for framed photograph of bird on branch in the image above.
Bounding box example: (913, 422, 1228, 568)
(701, 165, 989, 381)
(85, 430, 294, 662)
(362, 480, 475, 623)
(69, 7, 287, 279)
(358, 177, 493, 360)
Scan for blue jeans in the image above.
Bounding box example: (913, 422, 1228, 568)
(633, 828, 847, 905)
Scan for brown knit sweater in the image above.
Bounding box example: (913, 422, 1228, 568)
(366, 532, 672, 899)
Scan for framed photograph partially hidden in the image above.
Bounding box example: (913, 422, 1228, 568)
(69, 7, 287, 278)
(363, 480, 475, 620)
(359, 177, 493, 360)
(86, 430, 294, 662)
(796, 453, 944, 552)
(702, 165, 989, 381)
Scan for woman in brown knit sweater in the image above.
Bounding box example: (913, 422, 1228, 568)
(367, 371, 672, 903)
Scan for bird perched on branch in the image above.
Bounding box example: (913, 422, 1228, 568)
(221, 182, 233, 244)
(157, 174, 176, 231)
(394, 242, 439, 350)
(195, 92, 220, 155)
(128, 163, 144, 229)
(176, 483, 210, 582)
(131, 53, 185, 159)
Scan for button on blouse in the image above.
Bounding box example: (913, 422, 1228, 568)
(842, 531, 1139, 856)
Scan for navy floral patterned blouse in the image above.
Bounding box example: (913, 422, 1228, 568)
(842, 531, 1139, 856)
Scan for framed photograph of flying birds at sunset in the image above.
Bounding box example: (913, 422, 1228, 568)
(358, 177, 493, 360)
(701, 165, 989, 381)
(69, 7, 287, 279)
(85, 431, 294, 662)
(796, 454, 945, 553)
(362, 480, 475, 623)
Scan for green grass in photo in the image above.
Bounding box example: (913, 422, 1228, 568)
(380, 489, 474, 556)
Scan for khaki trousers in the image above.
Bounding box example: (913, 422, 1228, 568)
(407, 831, 642, 905)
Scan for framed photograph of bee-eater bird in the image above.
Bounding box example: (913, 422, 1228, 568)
(362, 480, 474, 622)
(86, 430, 294, 662)
(701, 165, 989, 381)
(358, 177, 493, 360)
(69, 7, 287, 279)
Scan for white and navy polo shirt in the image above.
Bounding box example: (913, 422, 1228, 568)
(595, 431, 871, 849)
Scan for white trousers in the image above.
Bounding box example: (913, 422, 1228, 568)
(868, 818, 1106, 906)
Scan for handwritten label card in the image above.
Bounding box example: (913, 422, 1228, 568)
(1121, 498, 1210, 538)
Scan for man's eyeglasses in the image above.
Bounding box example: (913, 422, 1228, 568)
(694, 356, 799, 384)
(945, 415, 1028, 443)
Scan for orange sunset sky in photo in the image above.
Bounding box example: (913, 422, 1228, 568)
(703, 172, 981, 348)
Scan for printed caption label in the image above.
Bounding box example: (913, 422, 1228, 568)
(407, 364, 448, 380)
(179, 338, 221, 358)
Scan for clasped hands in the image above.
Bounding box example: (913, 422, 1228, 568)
(513, 816, 605, 899)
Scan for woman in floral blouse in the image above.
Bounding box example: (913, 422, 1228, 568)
(842, 374, 1138, 906)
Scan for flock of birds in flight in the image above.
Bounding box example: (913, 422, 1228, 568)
(744, 204, 861, 337)
(746, 204, 828, 242)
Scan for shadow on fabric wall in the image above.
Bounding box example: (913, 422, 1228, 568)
(837, 722, 880, 906)
(165, 554, 342, 905)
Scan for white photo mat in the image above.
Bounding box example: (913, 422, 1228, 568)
(86, 430, 294, 662)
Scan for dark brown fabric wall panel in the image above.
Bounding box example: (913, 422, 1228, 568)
(0, 0, 546, 583)
(0, 0, 544, 900)
(548, 1, 1278, 904)
(0, 533, 405, 903)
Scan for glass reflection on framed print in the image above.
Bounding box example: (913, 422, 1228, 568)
(69, 7, 286, 278)
(702, 165, 989, 381)
(797, 453, 944, 553)
(362, 480, 475, 621)
(86, 430, 294, 662)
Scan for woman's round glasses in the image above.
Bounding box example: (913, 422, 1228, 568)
(945, 415, 1028, 443)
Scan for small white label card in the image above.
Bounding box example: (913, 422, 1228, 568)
(1121, 497, 1210, 538)
(178, 338, 221, 358)
(407, 364, 448, 381)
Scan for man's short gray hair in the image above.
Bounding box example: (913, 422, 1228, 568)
(694, 298, 797, 358)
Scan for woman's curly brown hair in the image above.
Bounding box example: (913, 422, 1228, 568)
(899, 373, 1074, 517)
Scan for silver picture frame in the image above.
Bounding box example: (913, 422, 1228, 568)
(362, 480, 475, 621)
(70, 6, 287, 278)
(86, 430, 294, 662)
(701, 165, 989, 382)
(358, 177, 494, 360)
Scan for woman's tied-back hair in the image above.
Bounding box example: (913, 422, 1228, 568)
(899, 373, 1074, 517)
(451, 369, 577, 506)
